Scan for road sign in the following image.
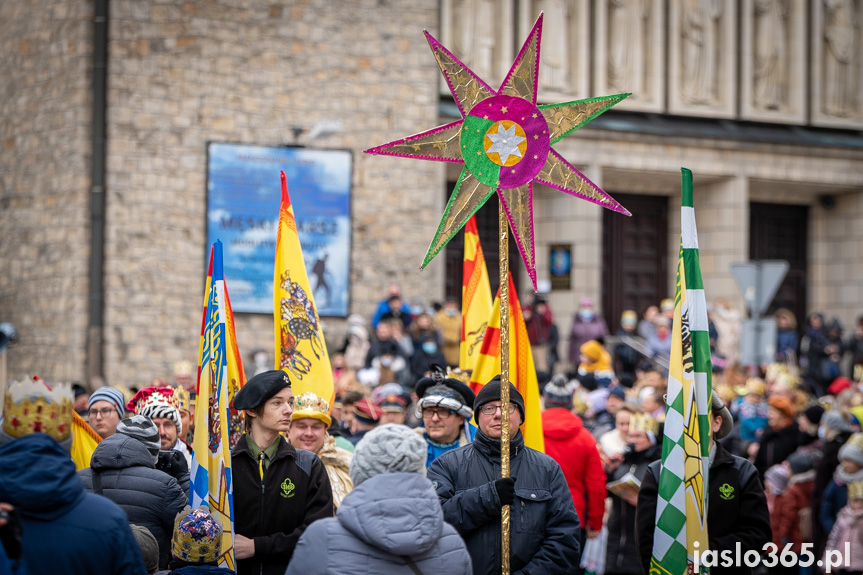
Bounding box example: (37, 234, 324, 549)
(731, 261, 789, 317)
(739, 318, 777, 366)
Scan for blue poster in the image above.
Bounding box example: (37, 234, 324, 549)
(207, 143, 351, 316)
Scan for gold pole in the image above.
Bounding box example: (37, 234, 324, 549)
(498, 201, 511, 575)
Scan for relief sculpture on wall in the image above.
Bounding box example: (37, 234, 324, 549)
(608, 0, 650, 94)
(753, 0, 788, 109)
(823, 0, 858, 118)
(681, 0, 723, 105)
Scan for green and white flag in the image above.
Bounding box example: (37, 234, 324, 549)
(650, 168, 713, 575)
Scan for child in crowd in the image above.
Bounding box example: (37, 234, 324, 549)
(824, 480, 863, 575)
(732, 378, 769, 446)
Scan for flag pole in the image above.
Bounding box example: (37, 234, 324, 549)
(498, 201, 511, 575)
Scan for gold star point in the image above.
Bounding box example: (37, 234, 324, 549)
(483, 115, 489, 120)
(501, 106, 508, 113)
(532, 113, 537, 118)
(533, 134, 539, 140)
(533, 155, 538, 159)
(477, 151, 482, 156)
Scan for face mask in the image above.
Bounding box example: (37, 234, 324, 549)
(380, 356, 393, 367)
(422, 341, 438, 354)
(818, 426, 827, 440)
(333, 368, 344, 378)
(579, 310, 594, 321)
(445, 308, 457, 317)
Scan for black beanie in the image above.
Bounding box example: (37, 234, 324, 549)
(804, 404, 825, 426)
(474, 376, 526, 423)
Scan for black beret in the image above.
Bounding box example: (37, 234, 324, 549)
(232, 370, 291, 411)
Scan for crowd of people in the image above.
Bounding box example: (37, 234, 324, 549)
(4, 282, 863, 575)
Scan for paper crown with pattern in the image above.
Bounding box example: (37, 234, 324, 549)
(2, 378, 73, 442)
(849, 481, 863, 500)
(292, 391, 331, 426)
(174, 360, 195, 377)
(171, 507, 223, 563)
(173, 386, 190, 413)
(127, 386, 181, 432)
(630, 412, 659, 436)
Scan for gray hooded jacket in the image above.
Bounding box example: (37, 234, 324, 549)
(284, 472, 472, 575)
(78, 433, 188, 569)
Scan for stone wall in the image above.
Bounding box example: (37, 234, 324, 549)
(102, 0, 443, 387)
(0, 0, 93, 383)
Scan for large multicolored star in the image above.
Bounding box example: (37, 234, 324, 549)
(365, 14, 631, 288)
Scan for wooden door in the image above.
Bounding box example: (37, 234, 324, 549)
(602, 194, 669, 330)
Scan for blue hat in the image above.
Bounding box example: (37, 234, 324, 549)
(88, 386, 126, 420)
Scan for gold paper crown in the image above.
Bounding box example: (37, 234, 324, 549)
(630, 412, 659, 435)
(3, 379, 73, 442)
(292, 391, 331, 426)
(446, 367, 472, 385)
(740, 378, 767, 397)
(173, 387, 190, 413)
(171, 508, 222, 563)
(849, 481, 863, 500)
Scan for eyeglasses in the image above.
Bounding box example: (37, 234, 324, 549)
(88, 407, 117, 419)
(422, 408, 456, 420)
(479, 403, 517, 416)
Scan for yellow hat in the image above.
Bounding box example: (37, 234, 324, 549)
(630, 412, 659, 435)
(291, 391, 332, 427)
(171, 507, 222, 563)
(742, 378, 767, 397)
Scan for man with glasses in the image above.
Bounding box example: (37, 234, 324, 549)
(428, 375, 581, 575)
(86, 386, 126, 439)
(415, 369, 477, 467)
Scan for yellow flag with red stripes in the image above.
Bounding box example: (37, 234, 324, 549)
(469, 273, 544, 452)
(460, 216, 493, 373)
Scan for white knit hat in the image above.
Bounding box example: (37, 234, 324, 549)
(349, 424, 427, 487)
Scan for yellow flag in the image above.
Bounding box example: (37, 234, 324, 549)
(460, 216, 493, 372)
(71, 411, 101, 470)
(274, 171, 334, 411)
(469, 273, 544, 452)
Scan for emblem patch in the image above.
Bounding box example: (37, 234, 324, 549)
(719, 483, 735, 500)
(281, 477, 296, 499)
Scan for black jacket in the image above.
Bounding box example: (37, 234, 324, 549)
(604, 443, 661, 574)
(232, 435, 334, 575)
(754, 421, 800, 479)
(79, 433, 188, 569)
(636, 441, 772, 575)
(428, 430, 581, 575)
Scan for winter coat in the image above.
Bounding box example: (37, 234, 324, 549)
(813, 431, 853, 559)
(754, 421, 800, 479)
(605, 443, 661, 575)
(0, 434, 147, 575)
(232, 435, 333, 575)
(428, 430, 582, 575)
(637, 442, 772, 575)
(824, 505, 863, 571)
(542, 409, 606, 531)
(285, 472, 472, 575)
(821, 478, 849, 535)
(568, 316, 609, 365)
(775, 470, 815, 552)
(79, 433, 188, 569)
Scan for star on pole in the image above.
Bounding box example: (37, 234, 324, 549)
(365, 13, 631, 288)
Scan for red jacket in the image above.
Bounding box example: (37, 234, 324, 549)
(542, 408, 606, 531)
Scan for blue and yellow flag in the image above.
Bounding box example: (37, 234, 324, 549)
(650, 169, 712, 574)
(191, 240, 236, 570)
(273, 171, 334, 410)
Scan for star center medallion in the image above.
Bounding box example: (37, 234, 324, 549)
(484, 121, 526, 167)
